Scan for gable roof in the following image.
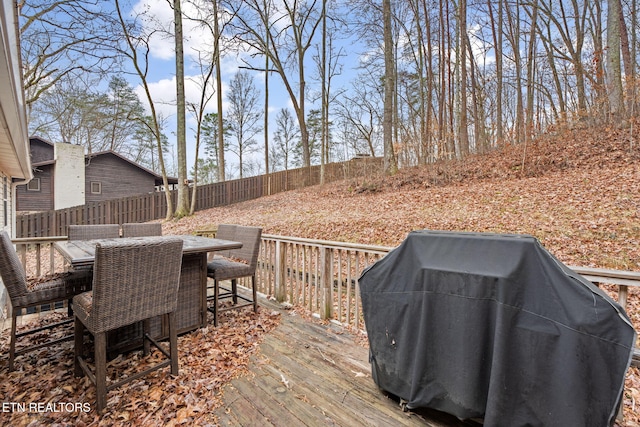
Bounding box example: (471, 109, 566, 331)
(29, 136, 56, 167)
(86, 150, 178, 185)
(29, 135, 55, 148)
(26, 137, 178, 185)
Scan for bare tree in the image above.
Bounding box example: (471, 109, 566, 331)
(186, 51, 215, 215)
(231, 0, 323, 167)
(458, 0, 469, 156)
(213, 0, 227, 182)
(271, 108, 300, 171)
(383, 0, 398, 174)
(607, 0, 625, 118)
(172, 0, 190, 218)
(28, 74, 152, 157)
(18, 0, 119, 109)
(114, 0, 174, 219)
(181, 0, 234, 212)
(335, 73, 382, 158)
(226, 71, 263, 178)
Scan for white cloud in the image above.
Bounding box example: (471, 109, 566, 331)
(132, 0, 217, 63)
(134, 74, 231, 122)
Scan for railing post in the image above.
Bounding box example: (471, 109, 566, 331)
(619, 285, 629, 311)
(321, 246, 332, 320)
(274, 240, 287, 302)
(49, 242, 56, 274)
(35, 243, 42, 276)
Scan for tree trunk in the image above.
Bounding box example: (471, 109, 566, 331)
(214, 0, 226, 182)
(487, 0, 503, 148)
(458, 0, 469, 156)
(114, 0, 173, 219)
(617, 0, 634, 114)
(607, 0, 625, 118)
(174, 0, 189, 217)
(320, 0, 326, 184)
(383, 0, 397, 175)
(525, 1, 538, 143)
(504, 0, 524, 143)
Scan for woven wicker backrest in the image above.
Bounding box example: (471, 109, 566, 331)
(68, 224, 120, 240)
(228, 226, 262, 269)
(212, 224, 237, 259)
(122, 223, 162, 238)
(0, 231, 28, 298)
(90, 237, 183, 332)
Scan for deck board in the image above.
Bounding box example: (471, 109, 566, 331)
(214, 297, 479, 427)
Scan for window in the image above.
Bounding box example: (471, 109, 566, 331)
(27, 178, 40, 191)
(90, 181, 102, 194)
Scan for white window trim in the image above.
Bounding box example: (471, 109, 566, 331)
(26, 177, 40, 191)
(90, 181, 102, 194)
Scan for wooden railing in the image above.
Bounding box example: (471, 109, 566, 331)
(254, 235, 391, 329)
(249, 235, 640, 367)
(250, 236, 640, 327)
(9, 234, 640, 347)
(12, 236, 68, 277)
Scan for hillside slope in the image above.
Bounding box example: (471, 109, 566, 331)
(161, 123, 640, 425)
(164, 125, 640, 271)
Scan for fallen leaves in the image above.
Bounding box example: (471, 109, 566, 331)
(5, 124, 640, 424)
(0, 305, 281, 426)
(158, 123, 640, 425)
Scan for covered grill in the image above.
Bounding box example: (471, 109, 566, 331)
(359, 230, 636, 426)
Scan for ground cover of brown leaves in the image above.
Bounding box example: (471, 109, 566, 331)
(0, 306, 280, 426)
(2, 123, 639, 425)
(160, 124, 640, 426)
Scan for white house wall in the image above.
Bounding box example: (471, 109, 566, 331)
(0, 0, 30, 180)
(54, 143, 85, 209)
(0, 0, 31, 319)
(1, 170, 11, 239)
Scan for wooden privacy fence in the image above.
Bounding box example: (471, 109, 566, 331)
(16, 157, 383, 238)
(16, 193, 169, 237)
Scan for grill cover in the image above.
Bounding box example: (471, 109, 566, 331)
(359, 230, 636, 427)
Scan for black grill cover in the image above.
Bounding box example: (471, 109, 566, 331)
(359, 230, 636, 427)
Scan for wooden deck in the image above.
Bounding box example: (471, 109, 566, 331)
(213, 297, 479, 427)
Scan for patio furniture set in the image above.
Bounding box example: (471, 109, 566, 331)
(0, 223, 263, 412)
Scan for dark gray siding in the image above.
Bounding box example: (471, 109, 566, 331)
(30, 139, 54, 163)
(85, 154, 157, 203)
(16, 164, 54, 211)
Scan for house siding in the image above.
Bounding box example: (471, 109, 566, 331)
(0, 170, 8, 313)
(30, 139, 54, 163)
(1, 171, 10, 233)
(15, 164, 54, 211)
(85, 154, 157, 203)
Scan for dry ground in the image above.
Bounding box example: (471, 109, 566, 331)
(159, 124, 640, 426)
(2, 124, 639, 425)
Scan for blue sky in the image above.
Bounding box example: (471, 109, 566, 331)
(126, 0, 364, 177)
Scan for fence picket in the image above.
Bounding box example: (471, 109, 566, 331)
(16, 158, 383, 237)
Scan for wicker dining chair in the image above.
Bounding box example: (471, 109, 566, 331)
(205, 224, 237, 261)
(67, 224, 120, 240)
(121, 222, 163, 238)
(206, 225, 262, 326)
(0, 231, 92, 371)
(73, 237, 183, 411)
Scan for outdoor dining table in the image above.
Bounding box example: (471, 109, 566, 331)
(55, 234, 242, 352)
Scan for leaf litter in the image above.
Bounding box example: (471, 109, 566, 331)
(2, 124, 640, 425)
